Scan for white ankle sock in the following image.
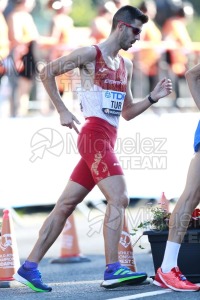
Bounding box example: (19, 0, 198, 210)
(161, 241, 181, 273)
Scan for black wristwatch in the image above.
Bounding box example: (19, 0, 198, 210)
(148, 94, 158, 104)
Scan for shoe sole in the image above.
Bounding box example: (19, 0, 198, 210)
(158, 273, 200, 292)
(153, 279, 169, 289)
(101, 275, 147, 289)
(126, 278, 152, 286)
(13, 273, 52, 292)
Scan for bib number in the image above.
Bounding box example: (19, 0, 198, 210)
(102, 90, 126, 116)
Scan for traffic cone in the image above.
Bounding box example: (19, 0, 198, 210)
(118, 215, 137, 272)
(0, 209, 20, 284)
(50, 214, 90, 263)
(159, 192, 169, 212)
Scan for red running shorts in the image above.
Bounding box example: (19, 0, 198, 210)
(70, 117, 124, 190)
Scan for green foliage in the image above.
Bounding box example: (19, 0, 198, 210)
(188, 0, 200, 15)
(129, 0, 143, 7)
(34, 0, 144, 30)
(32, 0, 96, 32)
(187, 16, 200, 41)
(34, 0, 200, 43)
(134, 206, 171, 232)
(149, 207, 171, 231)
(130, 206, 170, 249)
(70, 0, 96, 27)
(131, 205, 200, 250)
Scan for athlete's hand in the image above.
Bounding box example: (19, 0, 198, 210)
(151, 78, 173, 102)
(59, 110, 80, 134)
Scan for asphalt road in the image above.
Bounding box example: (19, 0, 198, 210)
(0, 255, 200, 300)
(0, 207, 200, 300)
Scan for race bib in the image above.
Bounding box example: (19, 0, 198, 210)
(102, 89, 126, 116)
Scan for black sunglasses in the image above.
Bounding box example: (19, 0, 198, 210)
(118, 20, 142, 35)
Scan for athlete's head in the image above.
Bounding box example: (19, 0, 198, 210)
(111, 5, 148, 32)
(110, 5, 148, 51)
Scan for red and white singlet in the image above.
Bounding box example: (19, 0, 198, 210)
(77, 45, 127, 127)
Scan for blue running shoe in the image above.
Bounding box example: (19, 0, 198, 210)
(13, 265, 52, 292)
(101, 263, 147, 289)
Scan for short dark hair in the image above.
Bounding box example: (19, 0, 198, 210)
(111, 5, 148, 31)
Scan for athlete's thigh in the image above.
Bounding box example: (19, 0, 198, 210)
(58, 180, 90, 206)
(58, 158, 96, 206)
(78, 128, 124, 185)
(97, 175, 128, 202)
(70, 158, 96, 191)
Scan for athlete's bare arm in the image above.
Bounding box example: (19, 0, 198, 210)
(185, 63, 200, 110)
(40, 46, 96, 132)
(122, 57, 172, 121)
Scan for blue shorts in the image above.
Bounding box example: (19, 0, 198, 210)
(194, 121, 200, 152)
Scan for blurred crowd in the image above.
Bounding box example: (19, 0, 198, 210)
(0, 0, 199, 118)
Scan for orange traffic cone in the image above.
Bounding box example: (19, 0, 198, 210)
(118, 215, 137, 272)
(0, 210, 20, 283)
(51, 214, 90, 263)
(159, 192, 169, 212)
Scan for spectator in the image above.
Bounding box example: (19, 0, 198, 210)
(47, 0, 83, 111)
(0, 0, 9, 81)
(162, 2, 194, 102)
(47, 0, 74, 60)
(112, 0, 130, 9)
(154, 0, 183, 27)
(0, 0, 9, 116)
(6, 0, 40, 117)
(90, 1, 116, 44)
(136, 0, 162, 96)
(47, 0, 74, 107)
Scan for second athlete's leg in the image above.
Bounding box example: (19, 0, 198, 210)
(155, 152, 200, 291)
(168, 151, 200, 243)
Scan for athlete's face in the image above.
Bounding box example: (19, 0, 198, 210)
(119, 19, 143, 51)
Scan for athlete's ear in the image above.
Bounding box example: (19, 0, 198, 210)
(117, 21, 124, 31)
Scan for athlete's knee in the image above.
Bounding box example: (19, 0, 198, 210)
(120, 193, 130, 208)
(108, 192, 129, 209)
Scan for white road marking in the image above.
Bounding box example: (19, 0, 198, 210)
(106, 290, 172, 300)
(51, 281, 172, 300)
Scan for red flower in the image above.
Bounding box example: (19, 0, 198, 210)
(189, 208, 200, 229)
(192, 209, 200, 219)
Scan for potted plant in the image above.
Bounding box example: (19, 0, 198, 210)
(133, 206, 200, 283)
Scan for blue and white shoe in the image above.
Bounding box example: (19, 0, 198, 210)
(101, 263, 147, 289)
(13, 265, 52, 292)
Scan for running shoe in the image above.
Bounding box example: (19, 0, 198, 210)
(153, 272, 168, 288)
(101, 263, 147, 289)
(156, 267, 200, 292)
(13, 265, 52, 292)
